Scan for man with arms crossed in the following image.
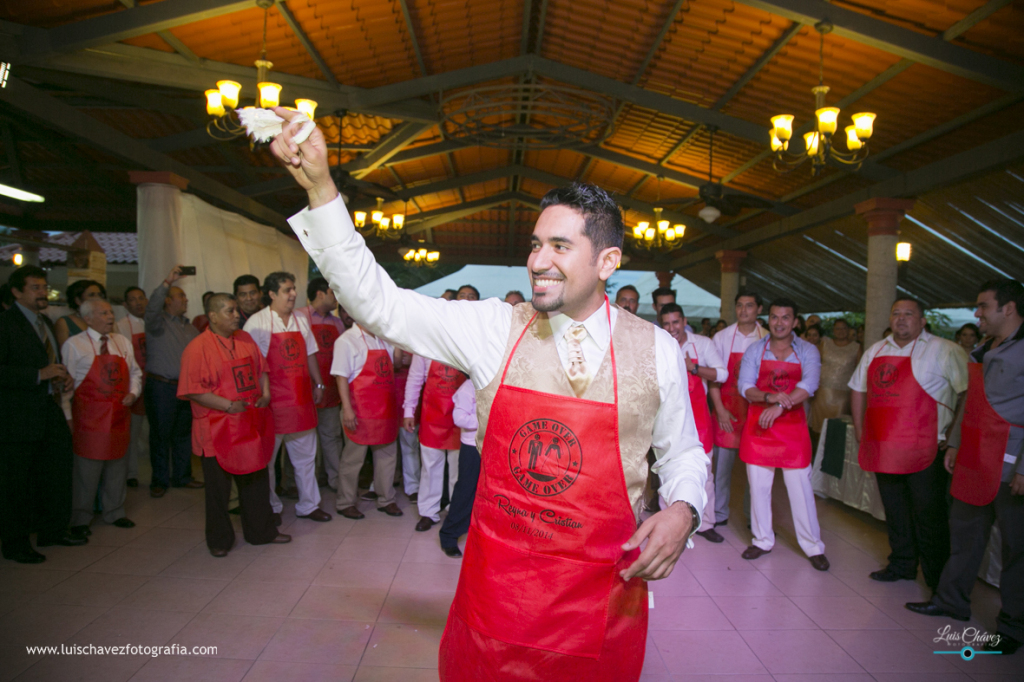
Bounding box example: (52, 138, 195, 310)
(271, 114, 707, 682)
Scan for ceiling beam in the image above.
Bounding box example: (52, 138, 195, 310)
(0, 76, 288, 230)
(396, 0, 427, 77)
(631, 0, 687, 86)
(405, 191, 529, 233)
(943, 0, 1013, 40)
(14, 0, 255, 63)
(275, 0, 338, 86)
(670, 128, 1024, 269)
(506, 199, 518, 257)
(386, 139, 474, 167)
(351, 122, 435, 179)
(733, 0, 1024, 91)
(1, 122, 22, 185)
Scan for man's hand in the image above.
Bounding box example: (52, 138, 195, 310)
(312, 385, 324, 405)
(122, 393, 137, 407)
(773, 392, 796, 409)
(342, 406, 358, 432)
(1011, 473, 1024, 496)
(759, 403, 784, 430)
(715, 407, 736, 433)
(684, 356, 696, 375)
(40, 363, 69, 382)
(944, 447, 958, 475)
(225, 400, 246, 414)
(402, 417, 416, 433)
(255, 393, 271, 409)
(164, 265, 184, 287)
(620, 501, 693, 581)
(268, 107, 337, 208)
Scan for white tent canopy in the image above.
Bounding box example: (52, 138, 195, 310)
(414, 266, 721, 322)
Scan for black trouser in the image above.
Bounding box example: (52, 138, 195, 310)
(145, 377, 193, 489)
(934, 482, 1024, 641)
(0, 401, 73, 555)
(439, 443, 480, 550)
(875, 451, 950, 587)
(201, 456, 278, 552)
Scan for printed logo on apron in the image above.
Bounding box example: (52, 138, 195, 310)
(280, 337, 301, 362)
(101, 362, 125, 395)
(314, 326, 335, 349)
(509, 419, 583, 496)
(373, 354, 393, 381)
(767, 367, 794, 392)
(871, 361, 900, 390)
(232, 360, 257, 393)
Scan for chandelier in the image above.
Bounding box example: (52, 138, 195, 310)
(399, 246, 440, 267)
(768, 22, 876, 176)
(354, 198, 405, 240)
(204, 0, 317, 141)
(625, 178, 686, 253)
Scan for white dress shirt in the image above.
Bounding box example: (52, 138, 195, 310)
(849, 330, 968, 439)
(452, 379, 478, 446)
(331, 324, 394, 378)
(242, 306, 319, 359)
(115, 313, 145, 340)
(679, 331, 728, 392)
(62, 328, 143, 397)
(288, 195, 709, 514)
(712, 321, 768, 366)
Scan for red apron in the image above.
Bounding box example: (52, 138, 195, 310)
(125, 316, 147, 417)
(72, 337, 131, 461)
(859, 339, 939, 474)
(713, 327, 751, 449)
(740, 341, 812, 469)
(267, 315, 318, 435)
(344, 330, 399, 446)
(419, 361, 468, 450)
(440, 300, 647, 682)
(206, 332, 276, 475)
(950, 362, 1018, 506)
(683, 340, 714, 454)
(305, 308, 342, 409)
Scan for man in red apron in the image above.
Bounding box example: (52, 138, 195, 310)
(906, 279, 1024, 656)
(116, 285, 149, 488)
(299, 276, 348, 490)
(62, 299, 142, 534)
(850, 297, 967, 588)
(243, 272, 331, 524)
(179, 293, 291, 556)
(659, 303, 728, 544)
(272, 116, 709, 681)
(332, 322, 401, 518)
(736, 298, 828, 570)
(709, 291, 766, 528)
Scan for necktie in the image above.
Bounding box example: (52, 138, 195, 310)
(99, 335, 109, 356)
(564, 324, 591, 397)
(37, 317, 55, 365)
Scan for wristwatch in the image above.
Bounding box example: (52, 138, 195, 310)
(315, 383, 326, 390)
(683, 501, 701, 536)
(689, 363, 699, 376)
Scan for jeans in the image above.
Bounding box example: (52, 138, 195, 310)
(144, 377, 193, 488)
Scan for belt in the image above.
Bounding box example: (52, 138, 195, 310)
(148, 373, 178, 384)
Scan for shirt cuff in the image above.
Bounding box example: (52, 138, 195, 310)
(713, 367, 728, 383)
(738, 381, 755, 397)
(403, 407, 415, 419)
(796, 381, 816, 397)
(288, 195, 352, 252)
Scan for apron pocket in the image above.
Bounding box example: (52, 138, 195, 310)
(455, 528, 616, 659)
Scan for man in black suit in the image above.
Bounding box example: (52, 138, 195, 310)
(0, 266, 88, 563)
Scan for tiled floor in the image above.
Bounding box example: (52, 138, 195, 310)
(0, 460, 1018, 682)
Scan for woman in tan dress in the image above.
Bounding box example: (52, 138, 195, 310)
(810, 318, 860, 433)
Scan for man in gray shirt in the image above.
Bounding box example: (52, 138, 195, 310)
(907, 279, 1024, 656)
(144, 266, 201, 497)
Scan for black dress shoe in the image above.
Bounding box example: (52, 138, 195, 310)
(150, 486, 166, 498)
(741, 545, 771, 560)
(407, 492, 418, 503)
(870, 566, 917, 583)
(338, 506, 365, 520)
(297, 508, 332, 522)
(112, 517, 136, 529)
(126, 478, 138, 488)
(415, 517, 435, 532)
(905, 601, 969, 621)
(209, 547, 229, 558)
(695, 528, 724, 543)
(442, 546, 462, 558)
(37, 532, 88, 547)
(70, 525, 92, 537)
(713, 518, 728, 528)
(984, 633, 1021, 655)
(4, 548, 46, 564)
(177, 480, 204, 489)
(808, 554, 830, 571)
(377, 503, 403, 517)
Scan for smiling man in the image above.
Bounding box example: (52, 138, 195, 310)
(270, 112, 707, 682)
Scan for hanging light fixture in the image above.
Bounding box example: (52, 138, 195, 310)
(399, 245, 441, 267)
(625, 177, 686, 253)
(354, 197, 406, 241)
(205, 0, 318, 141)
(769, 22, 876, 175)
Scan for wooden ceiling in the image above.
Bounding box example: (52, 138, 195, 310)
(0, 0, 1022, 309)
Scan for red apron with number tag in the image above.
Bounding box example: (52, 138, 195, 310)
(419, 361, 467, 450)
(713, 328, 750, 449)
(206, 332, 276, 475)
(344, 331, 399, 446)
(267, 317, 318, 435)
(684, 341, 714, 454)
(740, 342, 812, 469)
(305, 308, 342, 409)
(439, 300, 647, 682)
(72, 341, 131, 461)
(950, 362, 1018, 506)
(125, 317, 147, 416)
(859, 340, 939, 474)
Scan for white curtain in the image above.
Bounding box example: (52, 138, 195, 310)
(137, 183, 309, 315)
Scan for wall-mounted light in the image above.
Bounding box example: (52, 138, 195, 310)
(13, 252, 23, 266)
(896, 242, 912, 262)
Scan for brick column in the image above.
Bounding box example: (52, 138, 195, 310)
(855, 198, 916, 348)
(715, 250, 746, 324)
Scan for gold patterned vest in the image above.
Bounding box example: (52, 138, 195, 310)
(476, 302, 660, 518)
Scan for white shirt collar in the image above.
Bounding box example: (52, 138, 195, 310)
(85, 327, 108, 342)
(883, 329, 932, 351)
(548, 302, 614, 350)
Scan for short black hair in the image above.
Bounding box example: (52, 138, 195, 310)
(735, 290, 762, 307)
(307, 276, 331, 302)
(201, 290, 215, 303)
(505, 290, 525, 300)
(457, 284, 480, 299)
(124, 286, 145, 299)
(978, 278, 1024, 314)
(262, 271, 295, 306)
(658, 302, 685, 320)
(615, 284, 639, 299)
(832, 317, 850, 329)
(443, 289, 458, 298)
(768, 297, 799, 318)
(892, 296, 926, 316)
(205, 293, 235, 315)
(805, 324, 823, 337)
(233, 274, 260, 296)
(539, 183, 625, 258)
(651, 287, 676, 305)
(701, 318, 710, 324)
(956, 323, 980, 340)
(8, 265, 47, 293)
(66, 279, 107, 311)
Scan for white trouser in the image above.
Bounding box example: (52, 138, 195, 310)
(398, 427, 421, 495)
(127, 413, 148, 480)
(699, 452, 716, 532)
(417, 445, 459, 522)
(747, 462, 825, 557)
(317, 406, 344, 489)
(269, 430, 321, 516)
